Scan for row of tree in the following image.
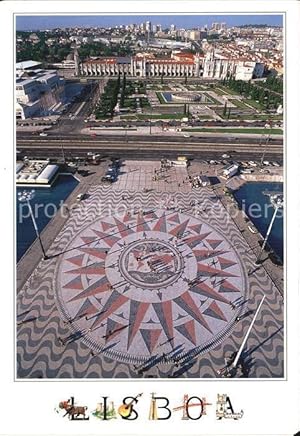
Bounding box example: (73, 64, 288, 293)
(17, 41, 72, 63)
(256, 75, 283, 94)
(119, 74, 126, 108)
(222, 102, 232, 119)
(16, 31, 133, 63)
(221, 76, 283, 110)
(78, 41, 132, 59)
(94, 77, 120, 119)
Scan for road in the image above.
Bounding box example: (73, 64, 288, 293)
(52, 82, 99, 134)
(17, 132, 283, 146)
(17, 142, 283, 163)
(16, 78, 283, 162)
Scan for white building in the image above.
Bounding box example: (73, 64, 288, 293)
(16, 62, 65, 119)
(235, 61, 265, 81)
(203, 51, 265, 80)
(189, 30, 201, 41)
(76, 49, 265, 80)
(16, 160, 59, 186)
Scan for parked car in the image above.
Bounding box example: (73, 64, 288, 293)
(101, 174, 116, 183)
(77, 193, 86, 201)
(248, 161, 257, 167)
(240, 168, 254, 174)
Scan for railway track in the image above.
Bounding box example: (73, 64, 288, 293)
(16, 139, 283, 155)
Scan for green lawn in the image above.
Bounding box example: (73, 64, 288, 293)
(198, 115, 213, 119)
(219, 113, 283, 121)
(230, 99, 254, 110)
(137, 113, 184, 120)
(120, 115, 137, 120)
(212, 88, 225, 96)
(244, 99, 264, 110)
(217, 86, 239, 96)
(182, 127, 282, 134)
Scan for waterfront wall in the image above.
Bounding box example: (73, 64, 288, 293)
(226, 173, 283, 191)
(241, 174, 283, 183)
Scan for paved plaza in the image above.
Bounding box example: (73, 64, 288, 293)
(17, 160, 284, 378)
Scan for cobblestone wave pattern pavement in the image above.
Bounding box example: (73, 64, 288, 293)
(17, 168, 283, 378)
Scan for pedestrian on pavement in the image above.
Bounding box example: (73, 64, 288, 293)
(162, 353, 167, 363)
(174, 358, 181, 367)
(63, 318, 73, 325)
(229, 301, 236, 310)
(58, 337, 65, 346)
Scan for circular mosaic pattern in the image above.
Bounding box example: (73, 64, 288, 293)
(119, 239, 184, 289)
(55, 209, 247, 363)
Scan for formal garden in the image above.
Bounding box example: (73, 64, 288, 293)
(93, 75, 283, 126)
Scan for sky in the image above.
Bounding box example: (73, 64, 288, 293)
(16, 14, 283, 31)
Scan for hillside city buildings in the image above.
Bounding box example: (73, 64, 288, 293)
(15, 21, 283, 118)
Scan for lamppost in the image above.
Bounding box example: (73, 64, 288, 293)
(61, 137, 66, 164)
(217, 294, 266, 377)
(255, 194, 283, 265)
(18, 189, 48, 260)
(145, 76, 153, 136)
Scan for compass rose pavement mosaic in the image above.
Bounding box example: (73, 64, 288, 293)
(17, 161, 284, 378)
(56, 210, 247, 363)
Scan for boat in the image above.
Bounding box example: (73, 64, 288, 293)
(270, 193, 284, 208)
(263, 191, 284, 208)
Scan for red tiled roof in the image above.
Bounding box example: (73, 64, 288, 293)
(173, 52, 195, 59)
(84, 58, 117, 65)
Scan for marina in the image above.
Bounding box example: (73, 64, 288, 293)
(17, 174, 79, 261)
(233, 182, 283, 261)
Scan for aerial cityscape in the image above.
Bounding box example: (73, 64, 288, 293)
(16, 15, 284, 379)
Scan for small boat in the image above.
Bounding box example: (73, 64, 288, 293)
(270, 193, 284, 208)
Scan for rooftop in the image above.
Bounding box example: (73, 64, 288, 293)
(16, 60, 42, 70)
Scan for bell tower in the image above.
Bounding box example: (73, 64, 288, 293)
(74, 46, 80, 76)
